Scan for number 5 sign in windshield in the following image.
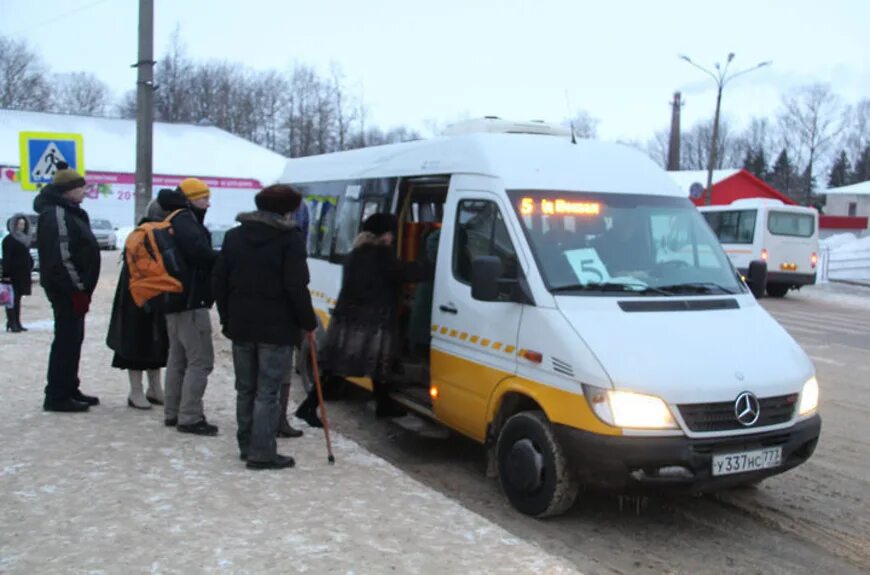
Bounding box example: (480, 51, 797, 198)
(564, 248, 610, 284)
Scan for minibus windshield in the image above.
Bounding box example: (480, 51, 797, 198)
(508, 191, 745, 296)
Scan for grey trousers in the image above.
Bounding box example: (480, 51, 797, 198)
(164, 309, 214, 426)
(233, 342, 293, 462)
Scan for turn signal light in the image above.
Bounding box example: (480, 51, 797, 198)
(429, 386, 439, 400)
(521, 350, 543, 363)
(761, 248, 769, 261)
(810, 252, 818, 269)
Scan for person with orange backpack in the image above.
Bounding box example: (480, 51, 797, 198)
(156, 179, 219, 436)
(106, 197, 170, 409)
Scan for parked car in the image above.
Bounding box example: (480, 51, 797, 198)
(90, 218, 118, 250)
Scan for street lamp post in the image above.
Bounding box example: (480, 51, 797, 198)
(679, 53, 770, 206)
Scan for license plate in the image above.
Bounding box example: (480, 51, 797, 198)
(712, 447, 782, 476)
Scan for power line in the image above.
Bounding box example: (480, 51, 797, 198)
(4, 0, 114, 36)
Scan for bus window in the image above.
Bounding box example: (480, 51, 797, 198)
(703, 209, 756, 244)
(453, 200, 519, 290)
(768, 211, 814, 237)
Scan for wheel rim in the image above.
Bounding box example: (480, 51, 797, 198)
(505, 438, 545, 493)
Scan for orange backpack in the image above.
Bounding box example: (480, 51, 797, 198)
(125, 210, 187, 308)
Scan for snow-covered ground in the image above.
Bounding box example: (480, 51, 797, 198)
(0, 255, 579, 574)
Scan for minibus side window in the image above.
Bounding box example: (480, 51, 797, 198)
(453, 200, 518, 289)
(704, 209, 756, 244)
(317, 201, 337, 258)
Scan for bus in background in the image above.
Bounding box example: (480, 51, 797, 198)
(699, 199, 819, 298)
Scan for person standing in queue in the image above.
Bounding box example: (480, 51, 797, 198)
(157, 179, 218, 435)
(106, 198, 169, 410)
(34, 162, 101, 412)
(213, 184, 317, 469)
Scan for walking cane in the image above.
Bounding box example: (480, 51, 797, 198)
(307, 333, 335, 464)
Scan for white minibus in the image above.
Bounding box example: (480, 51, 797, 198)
(279, 122, 821, 517)
(699, 199, 819, 297)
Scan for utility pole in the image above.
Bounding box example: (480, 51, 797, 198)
(667, 91, 683, 171)
(133, 0, 155, 223)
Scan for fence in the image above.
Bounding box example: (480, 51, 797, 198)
(818, 245, 870, 285)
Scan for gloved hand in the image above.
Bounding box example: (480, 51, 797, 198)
(71, 291, 91, 316)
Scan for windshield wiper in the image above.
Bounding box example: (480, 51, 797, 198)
(655, 282, 737, 295)
(551, 282, 673, 296)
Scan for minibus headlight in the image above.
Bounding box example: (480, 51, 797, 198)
(798, 376, 819, 416)
(583, 385, 678, 430)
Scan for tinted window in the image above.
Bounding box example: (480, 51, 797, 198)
(702, 209, 756, 244)
(91, 219, 112, 230)
(453, 200, 518, 288)
(767, 211, 815, 237)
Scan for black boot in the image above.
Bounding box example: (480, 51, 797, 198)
(294, 392, 322, 428)
(5, 308, 21, 333)
(71, 390, 100, 406)
(44, 397, 90, 412)
(13, 304, 26, 331)
(373, 379, 406, 419)
(277, 383, 303, 438)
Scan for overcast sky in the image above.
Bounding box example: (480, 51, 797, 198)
(2, 0, 868, 142)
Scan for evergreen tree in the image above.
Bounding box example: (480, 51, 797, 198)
(852, 145, 870, 184)
(827, 150, 852, 188)
(750, 149, 768, 180)
(768, 149, 800, 201)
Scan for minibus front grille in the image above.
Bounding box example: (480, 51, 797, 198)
(678, 394, 797, 432)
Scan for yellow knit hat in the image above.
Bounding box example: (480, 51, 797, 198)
(177, 178, 210, 201)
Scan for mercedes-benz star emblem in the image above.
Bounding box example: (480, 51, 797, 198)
(734, 392, 761, 426)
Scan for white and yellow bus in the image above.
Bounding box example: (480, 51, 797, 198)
(279, 121, 821, 517)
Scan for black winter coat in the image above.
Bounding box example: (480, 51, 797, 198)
(2, 229, 33, 296)
(157, 188, 217, 312)
(33, 185, 100, 301)
(213, 211, 317, 346)
(106, 216, 169, 371)
(323, 233, 426, 378)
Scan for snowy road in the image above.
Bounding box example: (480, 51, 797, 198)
(324, 286, 870, 575)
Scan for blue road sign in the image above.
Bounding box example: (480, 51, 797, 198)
(19, 131, 85, 190)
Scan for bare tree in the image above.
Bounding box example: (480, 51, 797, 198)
(842, 99, 870, 163)
(562, 109, 599, 139)
(645, 128, 669, 168)
(0, 36, 51, 110)
(154, 28, 194, 122)
(678, 118, 741, 171)
(50, 72, 110, 115)
(778, 83, 845, 201)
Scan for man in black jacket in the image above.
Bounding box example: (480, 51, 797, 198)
(213, 184, 317, 469)
(157, 179, 219, 435)
(34, 163, 101, 412)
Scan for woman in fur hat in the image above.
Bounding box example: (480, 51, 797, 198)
(2, 214, 34, 332)
(312, 212, 427, 420)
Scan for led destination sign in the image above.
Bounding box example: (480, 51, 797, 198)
(519, 197, 601, 216)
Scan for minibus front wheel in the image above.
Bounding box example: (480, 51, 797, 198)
(496, 411, 579, 517)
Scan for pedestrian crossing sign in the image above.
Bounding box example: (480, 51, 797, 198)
(18, 131, 85, 191)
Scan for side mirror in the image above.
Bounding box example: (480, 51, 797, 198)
(471, 256, 504, 301)
(746, 259, 767, 299)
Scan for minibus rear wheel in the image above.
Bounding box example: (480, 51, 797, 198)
(496, 411, 579, 517)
